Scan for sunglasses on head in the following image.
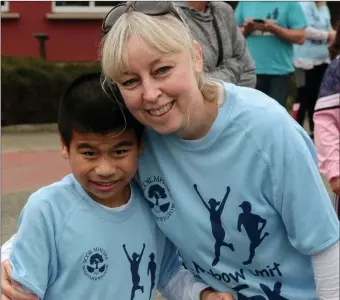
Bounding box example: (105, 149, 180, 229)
(102, 1, 183, 35)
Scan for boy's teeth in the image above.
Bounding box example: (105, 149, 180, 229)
(149, 102, 173, 116)
(97, 182, 115, 186)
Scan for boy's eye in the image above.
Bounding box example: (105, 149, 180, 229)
(155, 66, 171, 75)
(82, 151, 96, 157)
(114, 149, 128, 156)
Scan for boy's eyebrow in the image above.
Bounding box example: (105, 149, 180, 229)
(76, 141, 135, 149)
(112, 141, 135, 148)
(76, 143, 96, 149)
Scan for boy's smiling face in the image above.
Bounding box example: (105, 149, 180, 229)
(61, 129, 140, 207)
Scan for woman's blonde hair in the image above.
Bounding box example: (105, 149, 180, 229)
(101, 9, 218, 101)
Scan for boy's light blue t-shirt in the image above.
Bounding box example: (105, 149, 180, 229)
(294, 2, 332, 63)
(138, 82, 339, 299)
(10, 175, 182, 299)
(235, 2, 307, 75)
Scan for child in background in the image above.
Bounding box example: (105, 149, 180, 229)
(314, 24, 340, 218)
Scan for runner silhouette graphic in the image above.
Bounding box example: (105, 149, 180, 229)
(123, 243, 146, 300)
(194, 184, 234, 266)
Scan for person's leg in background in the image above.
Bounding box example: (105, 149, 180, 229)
(268, 75, 291, 108)
(305, 63, 329, 137)
(255, 75, 271, 96)
(294, 68, 307, 124)
(296, 85, 308, 123)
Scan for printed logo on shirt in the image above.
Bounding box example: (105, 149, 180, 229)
(142, 175, 175, 222)
(82, 247, 108, 280)
(193, 184, 235, 266)
(237, 201, 269, 265)
(123, 243, 145, 300)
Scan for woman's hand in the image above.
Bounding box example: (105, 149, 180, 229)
(200, 288, 234, 300)
(1, 260, 38, 300)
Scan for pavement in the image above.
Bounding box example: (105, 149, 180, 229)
(2, 130, 70, 243)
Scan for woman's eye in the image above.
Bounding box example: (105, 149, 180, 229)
(155, 66, 171, 75)
(122, 78, 138, 87)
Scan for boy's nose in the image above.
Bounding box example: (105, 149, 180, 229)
(95, 158, 116, 177)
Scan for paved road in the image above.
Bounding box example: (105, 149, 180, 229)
(2, 132, 69, 242)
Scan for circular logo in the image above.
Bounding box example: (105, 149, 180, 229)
(142, 176, 175, 221)
(146, 183, 171, 213)
(82, 247, 108, 280)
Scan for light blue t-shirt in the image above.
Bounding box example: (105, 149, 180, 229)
(235, 2, 307, 75)
(138, 82, 339, 299)
(10, 175, 181, 299)
(294, 2, 332, 63)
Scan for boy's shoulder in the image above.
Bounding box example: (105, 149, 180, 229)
(25, 174, 82, 216)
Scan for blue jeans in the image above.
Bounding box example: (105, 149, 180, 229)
(255, 74, 291, 108)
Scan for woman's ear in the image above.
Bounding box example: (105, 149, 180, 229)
(59, 135, 69, 160)
(192, 40, 203, 73)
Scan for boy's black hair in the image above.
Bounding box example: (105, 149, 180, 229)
(58, 72, 144, 149)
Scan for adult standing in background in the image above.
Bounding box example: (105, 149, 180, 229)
(177, 1, 256, 88)
(235, 1, 307, 108)
(294, 1, 336, 139)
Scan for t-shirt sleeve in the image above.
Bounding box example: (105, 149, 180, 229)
(9, 194, 58, 299)
(156, 238, 183, 289)
(263, 106, 339, 255)
(288, 2, 308, 29)
(234, 2, 244, 26)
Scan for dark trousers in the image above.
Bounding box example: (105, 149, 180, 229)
(256, 74, 291, 108)
(296, 63, 328, 134)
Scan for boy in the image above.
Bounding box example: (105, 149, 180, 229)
(6, 73, 212, 299)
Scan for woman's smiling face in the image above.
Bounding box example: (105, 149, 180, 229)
(116, 36, 203, 137)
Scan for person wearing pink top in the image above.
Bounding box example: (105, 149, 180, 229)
(314, 54, 340, 218)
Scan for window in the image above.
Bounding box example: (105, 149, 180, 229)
(52, 1, 123, 13)
(1, 1, 9, 12)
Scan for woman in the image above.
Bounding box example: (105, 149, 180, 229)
(102, 3, 339, 299)
(294, 1, 335, 138)
(2, 2, 339, 299)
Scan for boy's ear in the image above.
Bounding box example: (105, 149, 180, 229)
(59, 135, 69, 160)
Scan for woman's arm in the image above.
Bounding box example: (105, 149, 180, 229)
(312, 241, 339, 299)
(1, 234, 17, 263)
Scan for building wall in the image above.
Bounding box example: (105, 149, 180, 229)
(1, 1, 104, 62)
(2, 1, 340, 62)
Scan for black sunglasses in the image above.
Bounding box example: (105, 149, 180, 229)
(102, 1, 183, 35)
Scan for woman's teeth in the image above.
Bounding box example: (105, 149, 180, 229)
(149, 102, 173, 117)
